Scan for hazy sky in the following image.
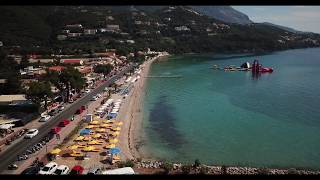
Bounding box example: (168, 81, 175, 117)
(232, 6, 320, 33)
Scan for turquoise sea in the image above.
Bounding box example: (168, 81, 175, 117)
(140, 48, 320, 169)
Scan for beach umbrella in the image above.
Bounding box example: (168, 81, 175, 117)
(85, 125, 98, 129)
(83, 146, 96, 152)
(100, 124, 112, 128)
(112, 127, 121, 131)
(50, 148, 61, 155)
(111, 131, 120, 137)
(90, 120, 100, 125)
(80, 129, 91, 136)
(104, 144, 116, 149)
(110, 147, 121, 155)
(88, 140, 103, 145)
(109, 138, 119, 144)
(95, 128, 107, 133)
(92, 133, 103, 139)
(117, 122, 123, 126)
(74, 136, 84, 141)
(68, 145, 79, 150)
(83, 137, 91, 141)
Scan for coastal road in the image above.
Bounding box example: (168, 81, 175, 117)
(0, 64, 135, 173)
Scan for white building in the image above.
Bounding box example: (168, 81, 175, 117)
(66, 24, 83, 28)
(126, 40, 135, 44)
(57, 35, 67, 41)
(0, 41, 3, 47)
(175, 26, 190, 31)
(67, 33, 82, 37)
(84, 29, 97, 35)
(106, 25, 120, 31)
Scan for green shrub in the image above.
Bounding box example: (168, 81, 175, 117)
(118, 160, 135, 168)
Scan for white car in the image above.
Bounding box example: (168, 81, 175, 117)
(85, 89, 91, 93)
(39, 115, 51, 122)
(24, 129, 39, 139)
(54, 165, 70, 175)
(96, 93, 101, 98)
(58, 106, 65, 111)
(91, 96, 98, 101)
(39, 162, 58, 175)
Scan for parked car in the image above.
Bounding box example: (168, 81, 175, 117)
(91, 96, 98, 101)
(21, 165, 41, 175)
(87, 167, 102, 175)
(96, 93, 101, 98)
(85, 89, 91, 93)
(69, 165, 84, 175)
(24, 129, 39, 139)
(51, 127, 61, 134)
(58, 106, 65, 111)
(38, 162, 58, 175)
(54, 165, 70, 175)
(58, 119, 70, 127)
(39, 115, 51, 122)
(48, 109, 59, 116)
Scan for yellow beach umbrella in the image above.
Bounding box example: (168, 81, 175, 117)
(83, 146, 96, 152)
(113, 155, 121, 161)
(68, 145, 79, 150)
(85, 125, 97, 129)
(92, 133, 103, 139)
(104, 144, 116, 149)
(83, 136, 91, 141)
(50, 148, 61, 155)
(109, 138, 119, 144)
(74, 136, 84, 141)
(90, 120, 100, 125)
(100, 124, 112, 128)
(103, 120, 113, 124)
(111, 131, 120, 137)
(70, 151, 84, 157)
(88, 140, 103, 145)
(111, 127, 121, 131)
(117, 122, 123, 126)
(83, 146, 100, 152)
(95, 128, 107, 133)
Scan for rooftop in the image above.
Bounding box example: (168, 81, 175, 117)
(0, 94, 27, 102)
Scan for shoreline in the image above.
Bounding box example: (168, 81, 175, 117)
(117, 53, 169, 161)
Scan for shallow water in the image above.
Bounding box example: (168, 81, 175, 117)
(141, 48, 320, 169)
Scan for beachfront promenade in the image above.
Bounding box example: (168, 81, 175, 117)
(0, 64, 135, 173)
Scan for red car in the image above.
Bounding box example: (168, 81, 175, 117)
(69, 165, 84, 175)
(58, 119, 70, 127)
(51, 127, 61, 134)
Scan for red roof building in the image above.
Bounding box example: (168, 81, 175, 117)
(61, 59, 84, 65)
(48, 66, 66, 72)
(79, 67, 93, 74)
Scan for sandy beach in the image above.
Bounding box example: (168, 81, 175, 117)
(117, 53, 168, 161)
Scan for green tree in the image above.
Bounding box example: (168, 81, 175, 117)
(20, 55, 30, 69)
(93, 64, 113, 77)
(26, 81, 53, 110)
(0, 50, 23, 94)
(59, 67, 85, 102)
